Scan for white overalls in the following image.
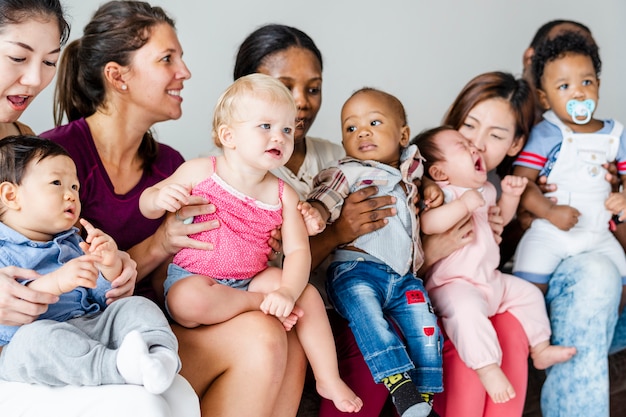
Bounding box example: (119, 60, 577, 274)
(513, 111, 626, 282)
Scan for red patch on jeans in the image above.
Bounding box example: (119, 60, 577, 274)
(406, 290, 425, 304)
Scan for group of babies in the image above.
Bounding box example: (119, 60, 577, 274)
(1, 30, 624, 417)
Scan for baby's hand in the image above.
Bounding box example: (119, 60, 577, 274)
(80, 219, 119, 267)
(298, 201, 326, 236)
(501, 175, 528, 197)
(156, 183, 191, 213)
(546, 205, 580, 231)
(422, 183, 444, 210)
(460, 189, 485, 213)
(47, 254, 101, 294)
(260, 287, 296, 319)
(605, 192, 626, 221)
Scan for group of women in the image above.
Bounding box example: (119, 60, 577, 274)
(0, 1, 624, 417)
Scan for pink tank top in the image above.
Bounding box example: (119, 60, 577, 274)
(173, 157, 284, 280)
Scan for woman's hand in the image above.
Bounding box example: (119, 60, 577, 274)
(129, 196, 220, 281)
(537, 175, 557, 194)
(268, 227, 283, 261)
(161, 196, 219, 255)
(105, 251, 137, 304)
(603, 161, 620, 192)
(488, 205, 504, 244)
(330, 185, 396, 245)
(0, 266, 58, 326)
(309, 186, 396, 270)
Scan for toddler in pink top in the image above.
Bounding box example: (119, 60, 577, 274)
(413, 126, 576, 404)
(139, 73, 362, 413)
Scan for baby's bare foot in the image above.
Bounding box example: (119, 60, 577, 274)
(278, 311, 300, 331)
(476, 363, 516, 404)
(276, 306, 304, 331)
(317, 378, 363, 413)
(531, 344, 576, 370)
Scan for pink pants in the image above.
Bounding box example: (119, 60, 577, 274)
(429, 275, 550, 369)
(433, 312, 529, 417)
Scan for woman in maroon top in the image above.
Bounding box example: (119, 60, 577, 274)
(41, 2, 303, 416)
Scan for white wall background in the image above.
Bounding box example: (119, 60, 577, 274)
(21, 0, 626, 160)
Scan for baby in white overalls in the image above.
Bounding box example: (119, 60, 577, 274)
(512, 30, 626, 286)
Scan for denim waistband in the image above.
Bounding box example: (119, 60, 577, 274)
(331, 249, 385, 265)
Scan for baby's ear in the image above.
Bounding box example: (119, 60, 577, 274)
(537, 89, 551, 111)
(507, 136, 525, 157)
(523, 47, 534, 73)
(399, 125, 411, 147)
(428, 164, 448, 182)
(217, 124, 236, 149)
(0, 182, 20, 210)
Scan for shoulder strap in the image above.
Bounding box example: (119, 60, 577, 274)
(277, 178, 284, 199)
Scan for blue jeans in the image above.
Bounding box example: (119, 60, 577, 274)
(326, 258, 443, 393)
(540, 253, 625, 417)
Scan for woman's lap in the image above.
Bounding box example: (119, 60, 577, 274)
(540, 253, 621, 417)
(173, 311, 293, 417)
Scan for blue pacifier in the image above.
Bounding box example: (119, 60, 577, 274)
(566, 99, 595, 125)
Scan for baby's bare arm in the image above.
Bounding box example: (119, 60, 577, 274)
(266, 186, 311, 315)
(28, 255, 101, 295)
(421, 189, 484, 235)
(498, 175, 528, 225)
(514, 166, 580, 231)
(139, 158, 211, 219)
(140, 183, 191, 219)
(80, 219, 123, 282)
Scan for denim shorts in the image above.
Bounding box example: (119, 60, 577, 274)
(165, 263, 253, 295)
(164, 263, 253, 316)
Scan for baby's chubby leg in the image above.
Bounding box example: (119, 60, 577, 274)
(250, 272, 362, 412)
(296, 284, 363, 413)
(167, 273, 265, 328)
(248, 267, 302, 330)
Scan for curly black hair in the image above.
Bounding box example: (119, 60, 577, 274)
(528, 19, 591, 49)
(531, 31, 601, 90)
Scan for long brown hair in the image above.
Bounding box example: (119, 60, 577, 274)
(443, 71, 535, 177)
(53, 1, 175, 170)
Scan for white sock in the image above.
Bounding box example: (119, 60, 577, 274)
(116, 330, 148, 386)
(141, 346, 179, 394)
(116, 331, 179, 394)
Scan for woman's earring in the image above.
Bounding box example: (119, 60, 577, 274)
(121, 84, 127, 91)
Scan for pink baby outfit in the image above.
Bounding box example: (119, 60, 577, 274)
(173, 157, 284, 280)
(425, 182, 551, 370)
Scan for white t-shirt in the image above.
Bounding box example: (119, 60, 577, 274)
(271, 136, 345, 199)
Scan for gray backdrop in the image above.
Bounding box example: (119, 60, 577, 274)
(22, 0, 626, 160)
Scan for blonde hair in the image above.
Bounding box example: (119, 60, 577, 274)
(212, 73, 296, 147)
